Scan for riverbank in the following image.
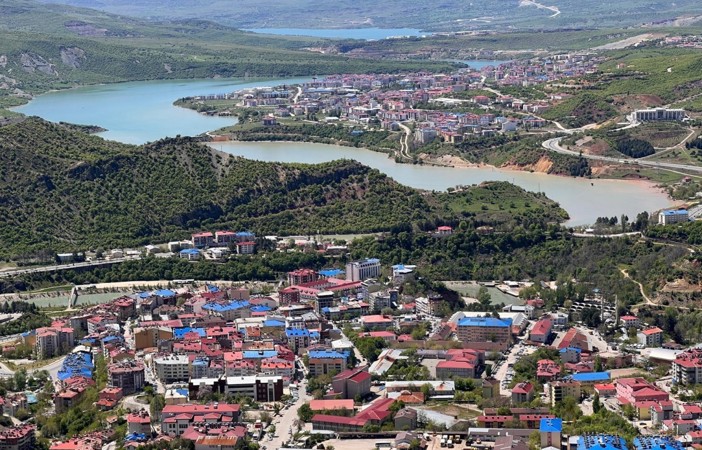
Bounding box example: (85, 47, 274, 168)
(208, 131, 672, 202)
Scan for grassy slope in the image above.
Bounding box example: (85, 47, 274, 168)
(0, 118, 566, 259)
(540, 47, 702, 125)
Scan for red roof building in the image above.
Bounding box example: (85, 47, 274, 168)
(529, 319, 552, 344)
(615, 378, 669, 405)
(536, 359, 561, 381)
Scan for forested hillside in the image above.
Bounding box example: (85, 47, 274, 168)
(0, 118, 566, 259)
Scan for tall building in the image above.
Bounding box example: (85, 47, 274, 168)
(635, 108, 685, 122)
(658, 209, 689, 225)
(288, 269, 318, 286)
(672, 348, 702, 385)
(549, 381, 581, 407)
(0, 425, 35, 450)
(154, 354, 190, 383)
(109, 360, 146, 395)
(457, 317, 512, 344)
(539, 418, 562, 449)
(35, 327, 74, 359)
(346, 258, 381, 282)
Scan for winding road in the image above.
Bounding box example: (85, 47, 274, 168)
(397, 122, 412, 160)
(542, 136, 702, 174)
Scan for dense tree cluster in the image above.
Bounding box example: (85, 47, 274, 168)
(615, 138, 655, 158)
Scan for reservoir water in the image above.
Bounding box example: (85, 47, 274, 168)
(244, 28, 429, 40)
(14, 77, 674, 225)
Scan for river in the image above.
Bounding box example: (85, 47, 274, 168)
(14, 77, 673, 225)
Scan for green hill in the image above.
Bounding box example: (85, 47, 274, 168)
(0, 118, 566, 260)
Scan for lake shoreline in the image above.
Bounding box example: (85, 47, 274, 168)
(207, 135, 673, 203)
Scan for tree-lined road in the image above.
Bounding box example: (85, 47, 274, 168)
(0, 257, 140, 279)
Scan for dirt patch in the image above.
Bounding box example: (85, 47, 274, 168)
(532, 156, 553, 173)
(501, 155, 553, 173)
(580, 138, 611, 156)
(418, 153, 481, 168)
(613, 94, 664, 113)
(662, 278, 702, 293)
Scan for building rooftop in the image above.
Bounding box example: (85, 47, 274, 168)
(457, 317, 512, 328)
(570, 372, 610, 382)
(539, 418, 563, 433)
(577, 435, 627, 450)
(633, 437, 684, 450)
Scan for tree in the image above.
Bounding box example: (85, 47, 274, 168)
(260, 411, 273, 424)
(297, 403, 313, 422)
(150, 394, 165, 420)
(478, 287, 492, 308)
(420, 383, 432, 402)
(594, 355, 603, 372)
(593, 393, 601, 414)
(13, 369, 27, 391)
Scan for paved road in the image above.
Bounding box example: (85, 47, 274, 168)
(543, 136, 702, 174)
(397, 123, 412, 160)
(0, 257, 140, 278)
(267, 379, 310, 450)
(571, 232, 642, 239)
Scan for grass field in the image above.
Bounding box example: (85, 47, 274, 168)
(628, 122, 693, 148)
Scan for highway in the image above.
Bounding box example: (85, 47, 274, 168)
(542, 136, 702, 174)
(0, 256, 140, 279)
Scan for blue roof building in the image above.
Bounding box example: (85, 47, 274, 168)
(202, 301, 250, 313)
(173, 327, 206, 339)
(243, 350, 277, 359)
(539, 418, 562, 433)
(570, 372, 611, 383)
(634, 437, 683, 450)
(319, 269, 343, 278)
(251, 305, 272, 313)
(155, 289, 176, 298)
(559, 347, 582, 354)
(58, 351, 94, 381)
(577, 436, 626, 450)
(308, 350, 347, 360)
(286, 329, 310, 338)
(262, 319, 285, 327)
(457, 317, 513, 327)
(659, 209, 689, 225)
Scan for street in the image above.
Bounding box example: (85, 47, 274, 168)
(266, 379, 311, 450)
